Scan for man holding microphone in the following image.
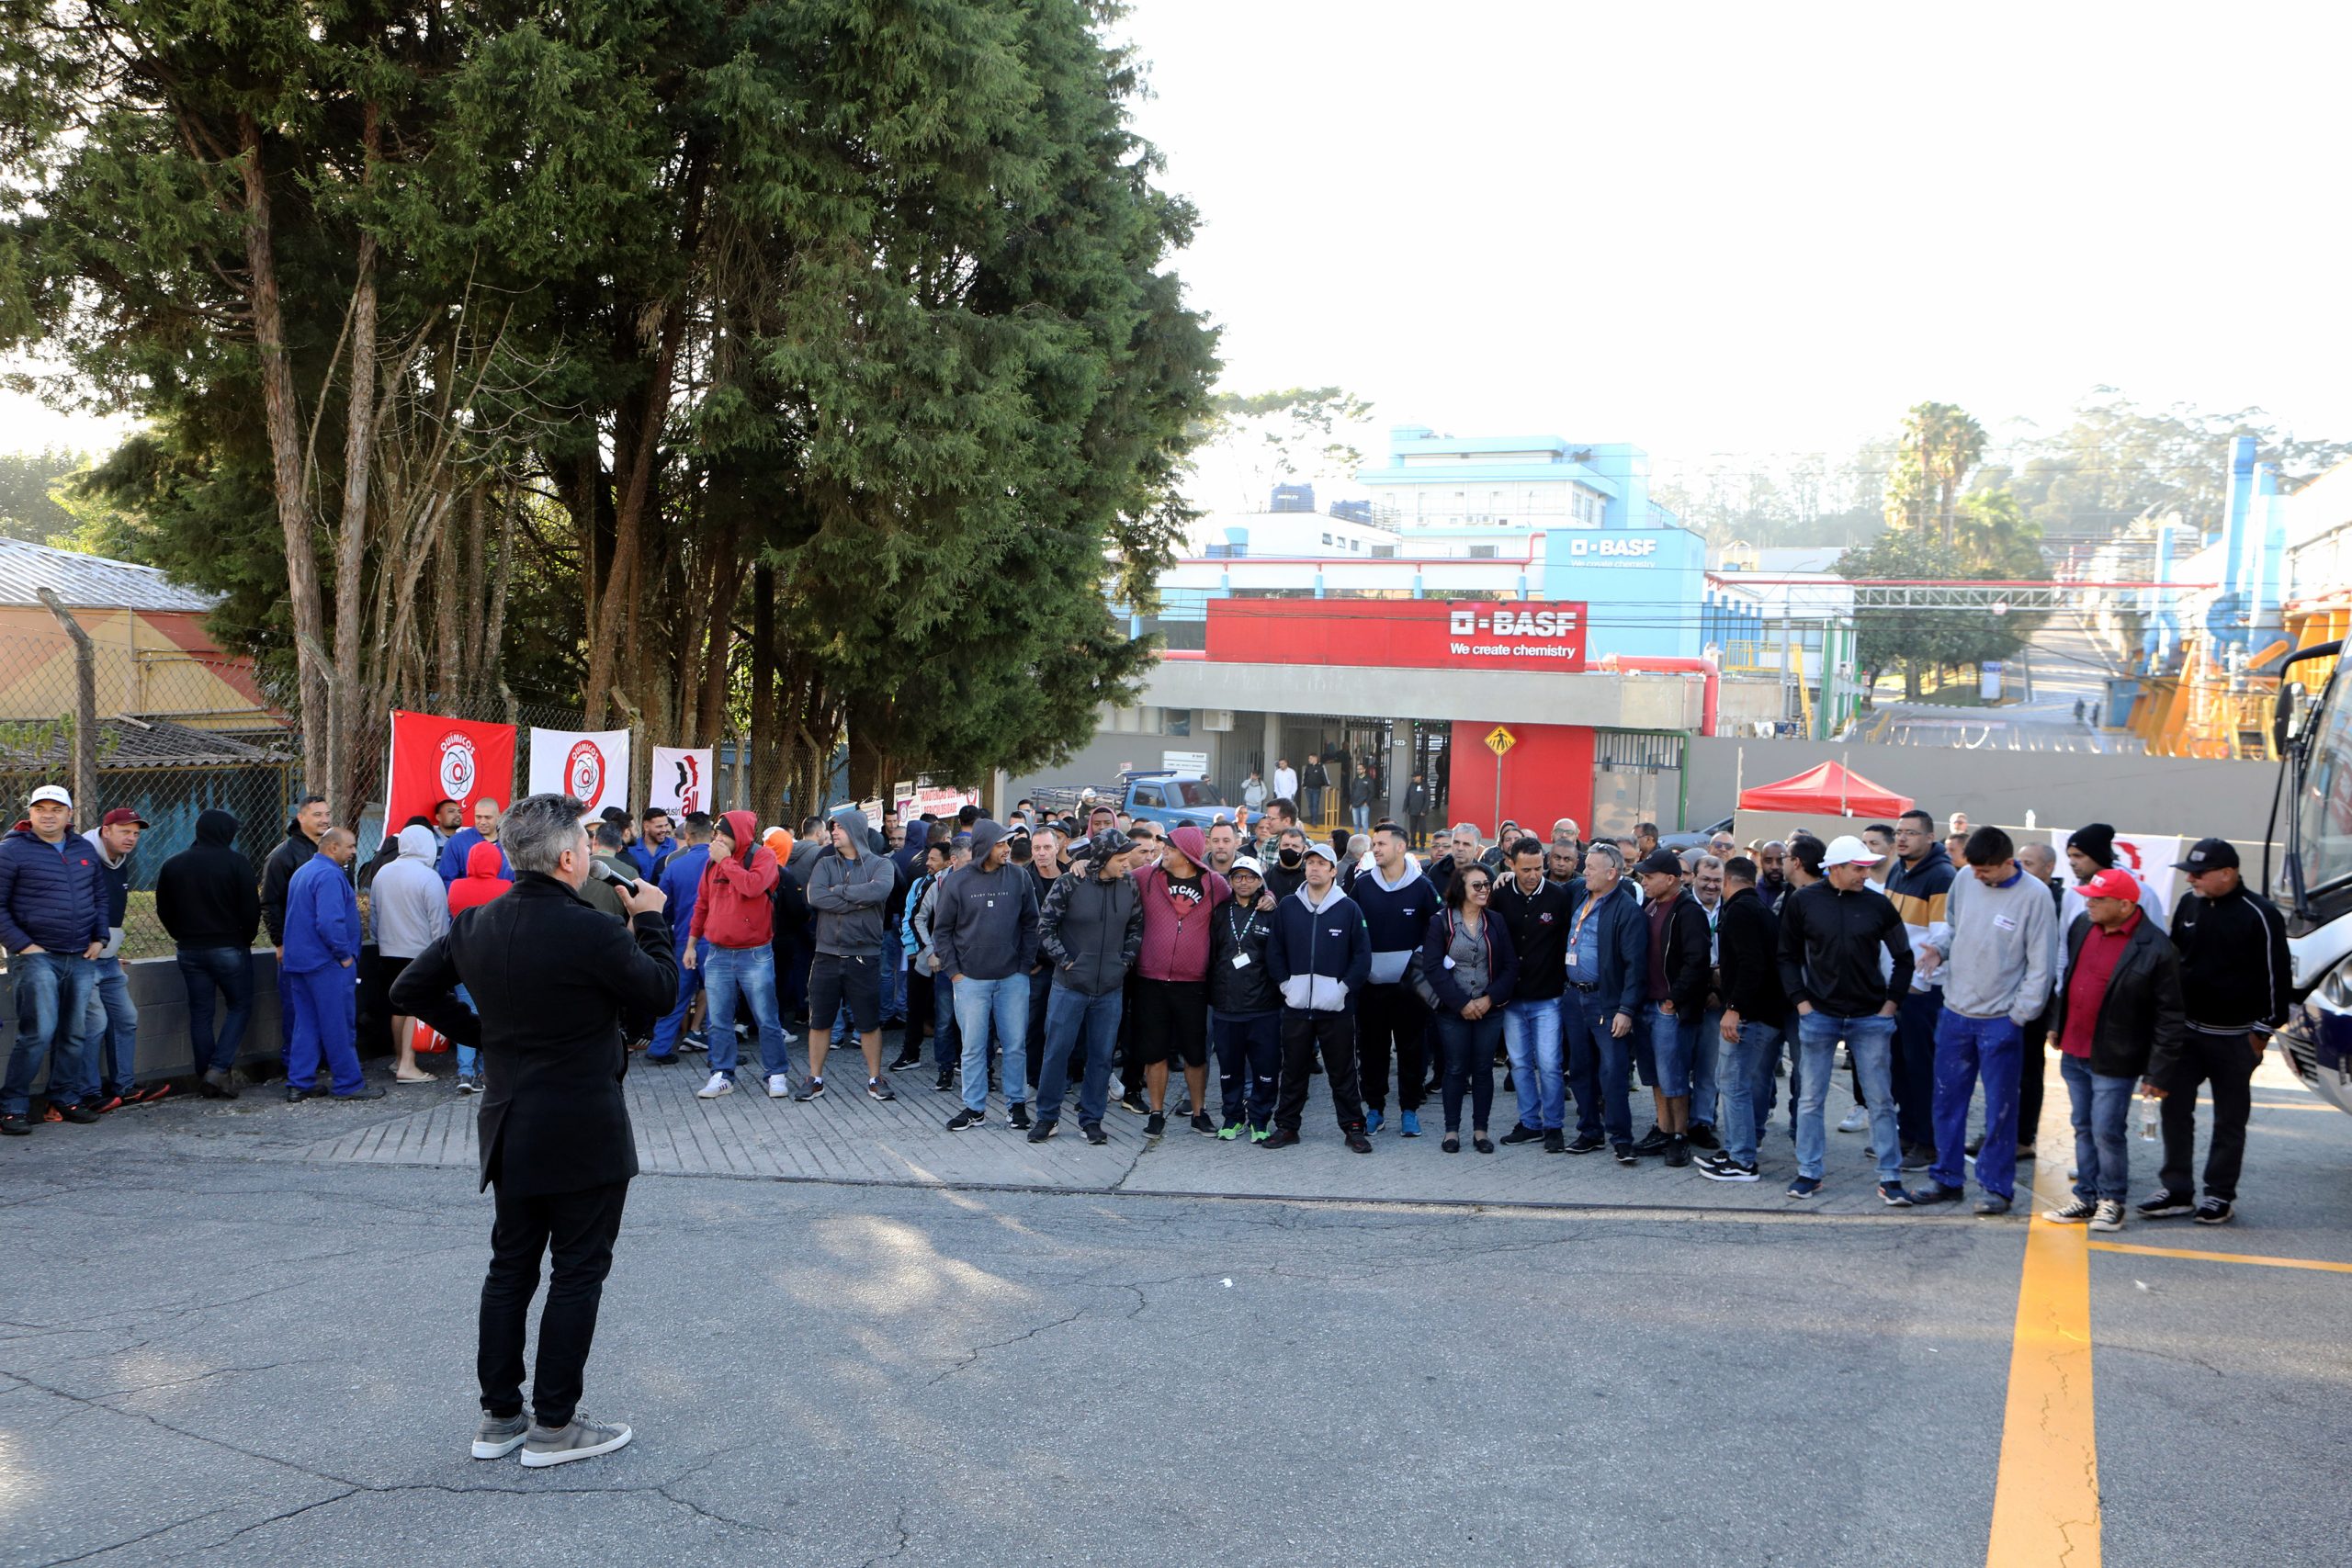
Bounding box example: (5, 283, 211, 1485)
(394, 794, 679, 1469)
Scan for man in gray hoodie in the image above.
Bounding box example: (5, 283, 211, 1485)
(1914, 825, 2054, 1215)
(371, 823, 451, 1085)
(803, 807, 899, 1101)
(933, 818, 1040, 1132)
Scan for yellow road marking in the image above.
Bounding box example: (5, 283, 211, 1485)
(1987, 1214, 2100, 1567)
(2087, 1240, 2352, 1274)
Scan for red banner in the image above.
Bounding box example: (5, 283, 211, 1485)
(1204, 598, 1588, 671)
(384, 710, 517, 829)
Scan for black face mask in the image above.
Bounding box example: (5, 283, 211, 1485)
(1278, 847, 1303, 868)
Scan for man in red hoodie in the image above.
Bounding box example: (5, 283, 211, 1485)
(1130, 825, 1229, 1136)
(689, 809, 795, 1100)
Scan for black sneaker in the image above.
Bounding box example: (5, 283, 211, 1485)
(946, 1108, 986, 1132)
(1899, 1145, 1936, 1172)
(1631, 1124, 1668, 1156)
(1543, 1130, 1566, 1155)
(1189, 1111, 1216, 1136)
(1612, 1143, 1637, 1166)
(1685, 1122, 1721, 1152)
(0, 1112, 28, 1136)
(2136, 1190, 2195, 1219)
(1009, 1103, 1032, 1131)
(1082, 1122, 1108, 1145)
(59, 1102, 102, 1124)
(2193, 1198, 2234, 1225)
(1565, 1132, 1606, 1155)
(1664, 1134, 1690, 1168)
(794, 1077, 826, 1102)
(2041, 1198, 2097, 1224)
(1119, 1091, 1148, 1117)
(1786, 1175, 1824, 1200)
(1027, 1119, 1057, 1144)
(1878, 1182, 1916, 1208)
(1964, 1133, 1984, 1157)
(933, 1071, 955, 1092)
(1911, 1180, 1964, 1204)
(867, 1077, 896, 1102)
(889, 1049, 923, 1072)
(1344, 1127, 1373, 1154)
(1144, 1111, 1166, 1136)
(1498, 1123, 1544, 1146)
(1699, 1157, 1759, 1184)
(1973, 1195, 2013, 1216)
(1695, 1148, 1734, 1175)
(1262, 1127, 1300, 1149)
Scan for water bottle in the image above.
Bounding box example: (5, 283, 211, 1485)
(2139, 1095, 2157, 1141)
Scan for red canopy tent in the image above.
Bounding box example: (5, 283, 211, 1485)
(1736, 761, 1914, 818)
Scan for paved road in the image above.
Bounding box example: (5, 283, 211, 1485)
(4, 1047, 2349, 1567)
(1871, 611, 2132, 753)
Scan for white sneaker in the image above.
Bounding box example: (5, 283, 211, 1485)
(696, 1073, 734, 1100)
(2088, 1200, 2124, 1232)
(766, 1074, 791, 1099)
(778, 1027, 799, 1043)
(1838, 1106, 1869, 1134)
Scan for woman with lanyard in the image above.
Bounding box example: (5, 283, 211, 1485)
(1207, 857, 1283, 1142)
(1423, 864, 1519, 1153)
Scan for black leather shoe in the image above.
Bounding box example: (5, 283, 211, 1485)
(1498, 1123, 1544, 1145)
(1685, 1122, 1721, 1152)
(1631, 1124, 1669, 1156)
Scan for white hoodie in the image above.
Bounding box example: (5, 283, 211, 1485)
(372, 824, 450, 959)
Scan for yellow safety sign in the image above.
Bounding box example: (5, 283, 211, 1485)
(1485, 726, 1516, 757)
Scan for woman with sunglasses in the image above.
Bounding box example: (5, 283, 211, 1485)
(1422, 865, 1519, 1153)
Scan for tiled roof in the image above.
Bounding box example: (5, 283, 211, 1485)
(0, 716, 291, 771)
(0, 537, 218, 613)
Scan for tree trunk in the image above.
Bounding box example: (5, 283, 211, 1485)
(238, 113, 330, 792)
(329, 193, 380, 820)
(750, 559, 776, 821)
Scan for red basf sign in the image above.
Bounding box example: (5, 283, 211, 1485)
(1203, 599, 1589, 671)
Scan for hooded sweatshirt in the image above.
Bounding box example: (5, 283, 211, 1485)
(804, 807, 896, 956)
(260, 817, 319, 947)
(80, 826, 132, 958)
(1132, 826, 1229, 983)
(446, 840, 512, 915)
(371, 824, 451, 960)
(156, 809, 262, 951)
(1267, 878, 1370, 1012)
(692, 808, 780, 949)
(1883, 840, 1955, 994)
(435, 824, 509, 886)
(1940, 864, 2056, 1026)
(931, 818, 1039, 981)
(1350, 860, 1436, 987)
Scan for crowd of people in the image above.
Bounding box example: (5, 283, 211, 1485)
(0, 779, 2297, 1230)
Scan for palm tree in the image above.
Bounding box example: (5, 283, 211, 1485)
(1887, 402, 1988, 546)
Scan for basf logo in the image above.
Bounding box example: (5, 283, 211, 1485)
(1566, 536, 1657, 560)
(1205, 599, 1589, 672)
(1444, 604, 1582, 664)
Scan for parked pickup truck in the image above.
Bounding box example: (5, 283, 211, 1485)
(1033, 772, 1231, 831)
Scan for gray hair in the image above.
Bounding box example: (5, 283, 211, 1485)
(504, 793, 589, 875)
(1450, 821, 1479, 840)
(1586, 842, 1625, 873)
(1680, 847, 1705, 873)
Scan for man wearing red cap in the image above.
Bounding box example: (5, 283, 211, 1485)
(2042, 866, 2186, 1233)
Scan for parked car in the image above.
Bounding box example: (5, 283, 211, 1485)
(1657, 816, 1734, 853)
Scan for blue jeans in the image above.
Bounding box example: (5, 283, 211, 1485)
(1502, 996, 1566, 1132)
(1690, 1006, 1722, 1126)
(1572, 990, 1637, 1145)
(1644, 1001, 1699, 1100)
(1932, 1011, 2024, 1199)
(1212, 1010, 1281, 1128)
(956, 973, 1031, 1111)
(703, 945, 791, 1080)
(453, 984, 479, 1077)
(879, 950, 904, 1021)
(1717, 1018, 1782, 1167)
(650, 939, 707, 1059)
(1798, 1010, 1899, 1184)
(286, 964, 365, 1097)
(176, 945, 255, 1076)
(1039, 985, 1125, 1125)
(932, 969, 960, 1072)
(1894, 989, 1943, 1152)
(79, 954, 139, 1098)
(4, 950, 95, 1114)
(2060, 1052, 2134, 1202)
(1790, 1021, 1838, 1179)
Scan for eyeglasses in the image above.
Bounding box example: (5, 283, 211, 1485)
(1464, 880, 1490, 893)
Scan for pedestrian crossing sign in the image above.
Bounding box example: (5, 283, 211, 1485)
(1485, 727, 1516, 757)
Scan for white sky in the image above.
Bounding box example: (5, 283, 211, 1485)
(1119, 0, 2352, 491)
(9, 0, 2350, 494)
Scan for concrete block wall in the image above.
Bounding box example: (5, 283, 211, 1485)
(2, 950, 286, 1092)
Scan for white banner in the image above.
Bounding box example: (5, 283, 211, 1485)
(2049, 829, 2181, 916)
(650, 746, 716, 816)
(528, 727, 632, 816)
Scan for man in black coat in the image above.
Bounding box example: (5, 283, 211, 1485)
(154, 808, 263, 1098)
(393, 793, 678, 1470)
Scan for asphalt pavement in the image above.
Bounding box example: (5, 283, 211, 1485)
(3, 1046, 2348, 1568)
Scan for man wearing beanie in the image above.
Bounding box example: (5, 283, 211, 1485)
(2060, 824, 2168, 976)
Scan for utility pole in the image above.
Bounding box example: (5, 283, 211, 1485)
(37, 589, 99, 819)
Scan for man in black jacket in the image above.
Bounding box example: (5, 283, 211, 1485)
(155, 808, 263, 1098)
(392, 794, 677, 1470)
(2142, 839, 2290, 1224)
(1032, 829, 1143, 1145)
(2042, 868, 2185, 1233)
(1493, 837, 1573, 1150)
(1634, 849, 1712, 1167)
(1562, 843, 1649, 1160)
(1703, 856, 1785, 1184)
(1778, 834, 1917, 1204)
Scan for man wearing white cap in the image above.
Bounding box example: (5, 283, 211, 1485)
(1775, 834, 1917, 1204)
(0, 786, 109, 1134)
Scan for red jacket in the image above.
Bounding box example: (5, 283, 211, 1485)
(1132, 861, 1229, 983)
(692, 808, 779, 949)
(446, 840, 512, 916)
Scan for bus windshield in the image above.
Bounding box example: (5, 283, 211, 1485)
(2288, 670, 2352, 919)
